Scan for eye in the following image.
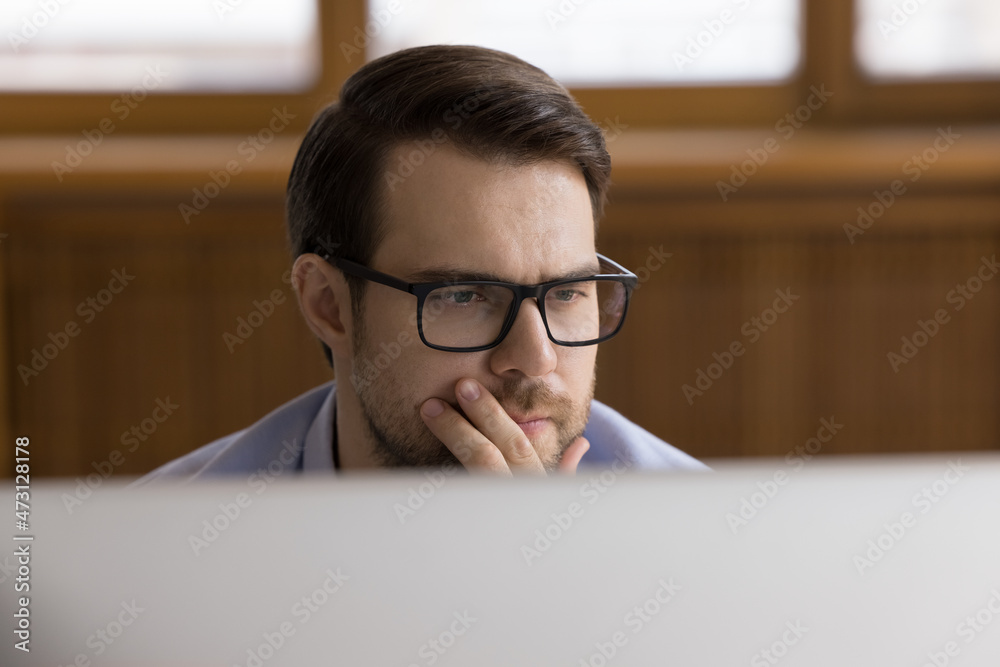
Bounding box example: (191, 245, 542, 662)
(553, 289, 579, 302)
(429, 287, 488, 306)
(449, 290, 478, 304)
(549, 282, 593, 303)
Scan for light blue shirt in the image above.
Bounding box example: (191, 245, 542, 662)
(137, 381, 708, 482)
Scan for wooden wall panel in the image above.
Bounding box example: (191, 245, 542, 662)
(3, 196, 331, 477)
(595, 195, 1000, 458)
(2, 132, 998, 477)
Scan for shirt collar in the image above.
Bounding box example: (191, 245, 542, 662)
(301, 381, 337, 472)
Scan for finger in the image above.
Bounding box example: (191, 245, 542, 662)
(557, 437, 590, 475)
(454, 378, 546, 475)
(420, 397, 512, 476)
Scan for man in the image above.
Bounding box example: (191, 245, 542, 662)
(141, 45, 706, 481)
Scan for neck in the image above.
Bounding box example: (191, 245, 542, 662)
(334, 379, 382, 471)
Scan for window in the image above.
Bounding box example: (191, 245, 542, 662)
(0, 0, 320, 92)
(366, 0, 802, 86)
(855, 0, 1000, 80)
(1, 1, 997, 132)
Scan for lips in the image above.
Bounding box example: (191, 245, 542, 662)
(512, 416, 550, 436)
(508, 413, 547, 424)
(452, 404, 548, 426)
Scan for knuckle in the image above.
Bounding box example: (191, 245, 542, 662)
(449, 434, 503, 472)
(503, 433, 536, 463)
(462, 447, 509, 476)
(483, 405, 507, 430)
(451, 438, 476, 464)
(477, 447, 508, 472)
(442, 411, 467, 433)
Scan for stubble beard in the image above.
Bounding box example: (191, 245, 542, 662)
(350, 317, 595, 471)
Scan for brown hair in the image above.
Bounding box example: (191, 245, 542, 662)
(286, 44, 611, 365)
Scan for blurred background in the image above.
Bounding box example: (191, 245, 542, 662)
(1, 0, 998, 478)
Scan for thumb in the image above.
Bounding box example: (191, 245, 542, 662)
(557, 436, 590, 475)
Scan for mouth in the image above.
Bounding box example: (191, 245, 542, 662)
(507, 412, 545, 423)
(451, 403, 552, 436)
(511, 415, 550, 436)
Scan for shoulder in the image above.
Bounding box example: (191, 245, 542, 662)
(582, 399, 710, 471)
(133, 382, 336, 485)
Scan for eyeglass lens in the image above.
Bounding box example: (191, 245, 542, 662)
(420, 279, 627, 349)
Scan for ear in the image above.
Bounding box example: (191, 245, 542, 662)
(291, 254, 353, 359)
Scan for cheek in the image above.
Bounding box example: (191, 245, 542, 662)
(360, 294, 419, 358)
(557, 346, 597, 387)
(354, 304, 418, 388)
(399, 350, 484, 406)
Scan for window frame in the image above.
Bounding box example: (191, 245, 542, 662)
(1, 0, 997, 135)
(803, 1, 1000, 124)
(0, 2, 362, 135)
(578, 0, 1000, 126)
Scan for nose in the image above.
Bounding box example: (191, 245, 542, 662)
(489, 298, 558, 378)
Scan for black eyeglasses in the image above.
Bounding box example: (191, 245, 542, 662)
(315, 250, 638, 352)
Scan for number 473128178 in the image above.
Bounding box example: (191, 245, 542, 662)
(15, 436, 30, 530)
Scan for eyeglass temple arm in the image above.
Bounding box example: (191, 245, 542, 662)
(596, 253, 638, 285)
(321, 253, 415, 294)
(321, 250, 635, 292)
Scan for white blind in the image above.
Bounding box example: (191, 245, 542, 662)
(364, 0, 802, 86)
(0, 0, 320, 92)
(856, 0, 1000, 79)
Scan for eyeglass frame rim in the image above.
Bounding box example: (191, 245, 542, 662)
(312, 250, 638, 352)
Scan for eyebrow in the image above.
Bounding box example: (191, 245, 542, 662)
(406, 262, 602, 284)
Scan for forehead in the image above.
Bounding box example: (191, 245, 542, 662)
(373, 143, 597, 283)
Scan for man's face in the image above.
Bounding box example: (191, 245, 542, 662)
(349, 143, 599, 470)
